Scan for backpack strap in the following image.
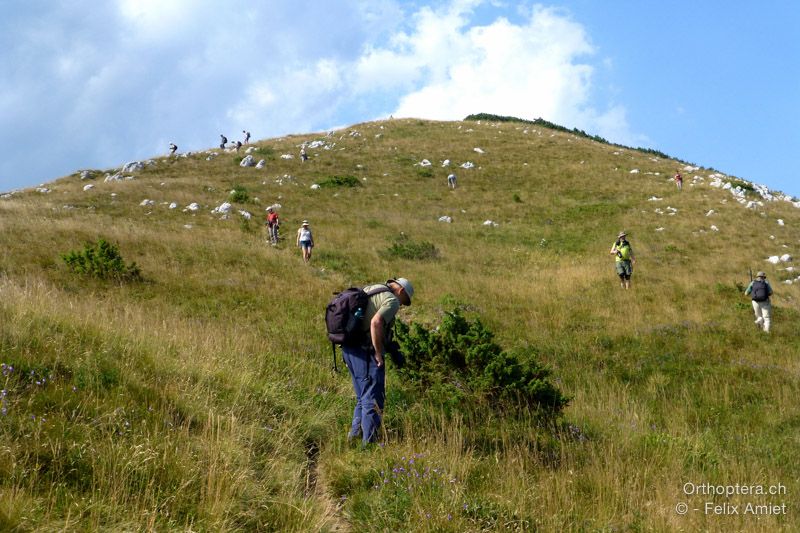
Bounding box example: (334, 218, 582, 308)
(365, 285, 392, 297)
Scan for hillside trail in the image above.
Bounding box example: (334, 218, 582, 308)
(304, 439, 351, 531)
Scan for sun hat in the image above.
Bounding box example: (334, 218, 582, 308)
(388, 277, 414, 304)
(302, 220, 309, 225)
(756, 271, 767, 278)
(617, 231, 627, 238)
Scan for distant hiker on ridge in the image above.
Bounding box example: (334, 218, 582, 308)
(610, 231, 636, 289)
(300, 147, 308, 162)
(169, 143, 178, 156)
(343, 277, 413, 445)
(219, 135, 227, 149)
(243, 130, 251, 144)
(745, 271, 773, 332)
(296, 220, 314, 264)
(674, 171, 683, 191)
(235, 140, 243, 152)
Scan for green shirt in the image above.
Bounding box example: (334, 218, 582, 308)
(612, 241, 633, 262)
(360, 284, 401, 336)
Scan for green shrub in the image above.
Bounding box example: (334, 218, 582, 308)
(61, 239, 142, 282)
(319, 175, 361, 188)
(381, 234, 439, 261)
(416, 167, 433, 178)
(249, 146, 275, 159)
(729, 178, 755, 192)
(513, 193, 523, 203)
(395, 308, 568, 418)
(229, 185, 249, 203)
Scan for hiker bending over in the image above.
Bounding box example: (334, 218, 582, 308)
(169, 143, 178, 156)
(745, 271, 773, 332)
(610, 231, 636, 289)
(344, 278, 413, 445)
(265, 207, 280, 245)
(447, 173, 457, 189)
(296, 220, 314, 263)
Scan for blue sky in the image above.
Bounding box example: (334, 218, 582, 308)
(1, 1, 798, 196)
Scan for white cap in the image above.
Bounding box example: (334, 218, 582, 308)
(389, 277, 414, 304)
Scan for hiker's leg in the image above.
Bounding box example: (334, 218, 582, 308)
(343, 347, 369, 438)
(360, 358, 386, 443)
(752, 300, 763, 326)
(625, 264, 632, 289)
(762, 302, 772, 332)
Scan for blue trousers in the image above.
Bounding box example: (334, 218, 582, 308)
(342, 344, 385, 443)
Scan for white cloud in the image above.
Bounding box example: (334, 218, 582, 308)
(227, 1, 636, 144)
(227, 58, 348, 126)
(348, 3, 635, 143)
(373, 2, 608, 122)
(0, 0, 639, 191)
(117, 0, 200, 41)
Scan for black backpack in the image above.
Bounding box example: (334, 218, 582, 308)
(751, 280, 770, 302)
(325, 285, 390, 370)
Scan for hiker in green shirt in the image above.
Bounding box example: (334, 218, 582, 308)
(610, 231, 636, 289)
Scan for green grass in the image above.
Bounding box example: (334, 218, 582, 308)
(0, 118, 799, 531)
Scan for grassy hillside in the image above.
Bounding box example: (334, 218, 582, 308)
(1, 117, 799, 531)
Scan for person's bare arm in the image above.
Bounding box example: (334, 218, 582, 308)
(370, 314, 385, 367)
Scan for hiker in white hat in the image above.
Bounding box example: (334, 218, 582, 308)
(296, 220, 314, 263)
(745, 271, 773, 332)
(609, 231, 636, 289)
(343, 277, 414, 445)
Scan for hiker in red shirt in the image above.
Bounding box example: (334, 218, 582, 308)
(674, 171, 683, 191)
(265, 207, 280, 245)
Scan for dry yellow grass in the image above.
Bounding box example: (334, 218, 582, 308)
(0, 117, 798, 530)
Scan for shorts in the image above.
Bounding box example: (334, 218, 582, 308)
(299, 240, 313, 250)
(615, 260, 632, 279)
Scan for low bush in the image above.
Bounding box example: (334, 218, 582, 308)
(729, 178, 755, 192)
(381, 234, 439, 261)
(395, 308, 568, 419)
(319, 175, 361, 188)
(229, 185, 249, 203)
(61, 239, 142, 282)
